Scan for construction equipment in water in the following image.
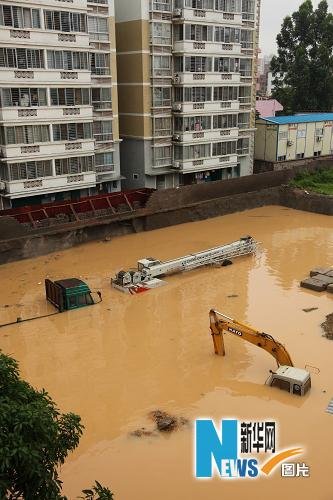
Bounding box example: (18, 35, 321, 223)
(112, 236, 257, 294)
(0, 278, 102, 329)
(209, 310, 311, 396)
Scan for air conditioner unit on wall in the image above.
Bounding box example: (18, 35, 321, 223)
(173, 76, 181, 84)
(173, 8, 182, 17)
(173, 134, 181, 142)
(172, 103, 182, 112)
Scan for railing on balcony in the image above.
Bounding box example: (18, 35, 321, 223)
(95, 164, 115, 173)
(152, 157, 172, 167)
(94, 133, 113, 142)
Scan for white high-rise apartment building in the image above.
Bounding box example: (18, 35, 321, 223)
(116, 0, 261, 189)
(0, 0, 120, 210)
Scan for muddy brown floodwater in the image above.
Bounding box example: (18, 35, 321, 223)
(0, 206, 333, 500)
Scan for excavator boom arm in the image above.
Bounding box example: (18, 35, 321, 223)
(209, 309, 294, 367)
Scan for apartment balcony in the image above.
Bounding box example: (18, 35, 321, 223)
(173, 72, 240, 85)
(0, 68, 91, 85)
(1, 27, 90, 49)
(172, 100, 240, 114)
(173, 128, 239, 143)
(172, 154, 238, 173)
(173, 41, 242, 56)
(0, 106, 93, 124)
(10, 0, 86, 10)
(1, 139, 95, 161)
(176, 8, 242, 25)
(3, 172, 97, 199)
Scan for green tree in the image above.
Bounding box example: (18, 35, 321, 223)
(0, 352, 113, 499)
(271, 0, 333, 114)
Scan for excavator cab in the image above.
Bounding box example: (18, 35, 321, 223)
(267, 366, 311, 396)
(209, 310, 312, 397)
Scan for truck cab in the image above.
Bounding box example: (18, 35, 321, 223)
(267, 366, 311, 396)
(45, 278, 95, 312)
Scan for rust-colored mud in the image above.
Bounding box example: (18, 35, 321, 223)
(0, 206, 332, 500)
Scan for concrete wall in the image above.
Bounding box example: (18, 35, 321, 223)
(1, 165, 332, 265)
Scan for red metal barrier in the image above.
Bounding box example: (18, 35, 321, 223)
(0, 189, 154, 228)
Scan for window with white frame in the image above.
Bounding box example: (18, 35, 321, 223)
(215, 27, 240, 43)
(92, 87, 112, 110)
(88, 16, 109, 40)
(44, 11, 87, 32)
(297, 129, 306, 138)
(53, 122, 92, 141)
(279, 131, 288, 140)
(55, 156, 94, 175)
(214, 57, 239, 73)
(1, 88, 47, 107)
(184, 24, 213, 42)
(93, 120, 112, 142)
(90, 52, 110, 75)
(50, 88, 90, 106)
(213, 86, 238, 101)
(212, 141, 237, 156)
(47, 51, 89, 70)
(174, 143, 211, 160)
(5, 160, 52, 181)
(238, 112, 250, 128)
(213, 114, 238, 129)
(153, 87, 171, 107)
(154, 117, 172, 137)
(215, 0, 242, 12)
(0, 125, 49, 144)
(174, 115, 211, 132)
(0, 4, 40, 29)
(153, 146, 172, 166)
(237, 137, 249, 154)
(152, 22, 171, 45)
(0, 48, 44, 69)
(152, 55, 171, 76)
(183, 87, 212, 102)
(95, 152, 114, 172)
(184, 56, 212, 72)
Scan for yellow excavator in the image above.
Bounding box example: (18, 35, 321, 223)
(209, 310, 311, 396)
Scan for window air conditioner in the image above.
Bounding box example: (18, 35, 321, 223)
(172, 103, 182, 112)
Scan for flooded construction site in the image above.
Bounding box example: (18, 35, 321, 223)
(0, 205, 332, 499)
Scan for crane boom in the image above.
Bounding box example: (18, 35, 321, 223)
(209, 309, 294, 367)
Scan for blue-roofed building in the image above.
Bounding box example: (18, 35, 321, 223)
(255, 113, 333, 169)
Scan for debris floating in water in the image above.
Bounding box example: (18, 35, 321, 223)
(321, 313, 333, 340)
(130, 411, 189, 437)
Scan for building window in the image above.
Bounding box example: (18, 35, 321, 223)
(152, 22, 172, 45)
(242, 0, 255, 20)
(213, 114, 238, 129)
(212, 141, 237, 156)
(0, 5, 40, 29)
(184, 56, 212, 73)
(215, 0, 242, 12)
(279, 131, 288, 140)
(239, 85, 251, 104)
(296, 153, 305, 159)
(240, 29, 254, 49)
(315, 128, 324, 136)
(297, 129, 306, 138)
(182, 0, 214, 9)
(152, 0, 172, 11)
(95, 152, 114, 172)
(184, 24, 214, 42)
(133, 173, 139, 179)
(152, 87, 171, 107)
(44, 11, 87, 33)
(0, 48, 44, 69)
(239, 58, 252, 76)
(55, 156, 94, 175)
(153, 146, 172, 167)
(277, 155, 286, 161)
(93, 121, 112, 142)
(214, 57, 240, 73)
(174, 143, 211, 160)
(1, 88, 47, 107)
(0, 125, 49, 145)
(237, 138, 249, 155)
(90, 52, 110, 75)
(5, 160, 52, 181)
(154, 117, 172, 137)
(215, 27, 240, 43)
(50, 88, 90, 106)
(47, 51, 89, 70)
(214, 86, 238, 101)
(88, 16, 109, 40)
(52, 123, 92, 141)
(314, 151, 322, 157)
(174, 115, 211, 132)
(92, 87, 112, 110)
(238, 112, 250, 129)
(152, 55, 171, 77)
